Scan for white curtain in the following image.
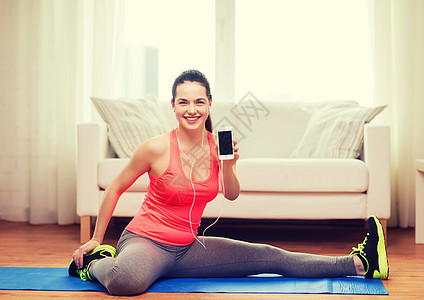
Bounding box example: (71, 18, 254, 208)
(368, 0, 424, 227)
(0, 0, 125, 224)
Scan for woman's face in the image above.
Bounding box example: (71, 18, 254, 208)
(172, 81, 211, 131)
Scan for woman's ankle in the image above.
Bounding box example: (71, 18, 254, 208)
(353, 255, 365, 276)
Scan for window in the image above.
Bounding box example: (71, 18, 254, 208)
(125, 0, 373, 105)
(235, 0, 373, 105)
(125, 0, 215, 101)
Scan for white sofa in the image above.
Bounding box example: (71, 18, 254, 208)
(77, 99, 391, 243)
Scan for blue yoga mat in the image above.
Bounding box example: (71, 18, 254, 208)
(0, 267, 388, 295)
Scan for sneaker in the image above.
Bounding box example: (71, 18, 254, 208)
(68, 244, 116, 281)
(350, 216, 389, 279)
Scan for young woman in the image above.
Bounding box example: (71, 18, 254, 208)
(69, 69, 389, 296)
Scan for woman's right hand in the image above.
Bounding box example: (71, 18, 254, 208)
(72, 239, 100, 269)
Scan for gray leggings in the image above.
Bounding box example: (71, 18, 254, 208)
(90, 230, 357, 296)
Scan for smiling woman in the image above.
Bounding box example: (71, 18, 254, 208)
(68, 70, 389, 296)
(171, 70, 213, 133)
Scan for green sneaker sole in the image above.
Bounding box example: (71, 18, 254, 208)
(372, 216, 389, 279)
(86, 244, 117, 257)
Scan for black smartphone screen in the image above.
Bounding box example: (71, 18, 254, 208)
(218, 131, 233, 155)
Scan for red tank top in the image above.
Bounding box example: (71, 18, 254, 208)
(125, 129, 220, 246)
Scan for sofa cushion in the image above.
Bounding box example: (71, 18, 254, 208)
(230, 100, 313, 158)
(98, 158, 150, 191)
(228, 100, 362, 159)
(237, 158, 368, 192)
(91, 94, 168, 158)
(291, 104, 386, 158)
(98, 158, 368, 193)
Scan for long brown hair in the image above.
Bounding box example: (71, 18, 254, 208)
(171, 70, 213, 133)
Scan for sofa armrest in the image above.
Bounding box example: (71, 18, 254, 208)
(363, 124, 391, 219)
(76, 123, 109, 216)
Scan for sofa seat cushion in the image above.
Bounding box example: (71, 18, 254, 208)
(98, 158, 150, 191)
(237, 158, 368, 192)
(98, 158, 368, 193)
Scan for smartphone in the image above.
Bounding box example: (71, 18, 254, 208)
(217, 127, 234, 160)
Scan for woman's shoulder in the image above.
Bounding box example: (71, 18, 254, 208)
(133, 131, 171, 159)
(145, 131, 171, 152)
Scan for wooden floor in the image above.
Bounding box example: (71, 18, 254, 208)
(0, 219, 423, 299)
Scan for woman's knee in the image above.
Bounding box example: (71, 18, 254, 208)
(104, 268, 152, 296)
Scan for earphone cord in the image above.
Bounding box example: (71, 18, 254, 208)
(200, 159, 224, 246)
(176, 128, 207, 248)
(176, 128, 224, 249)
